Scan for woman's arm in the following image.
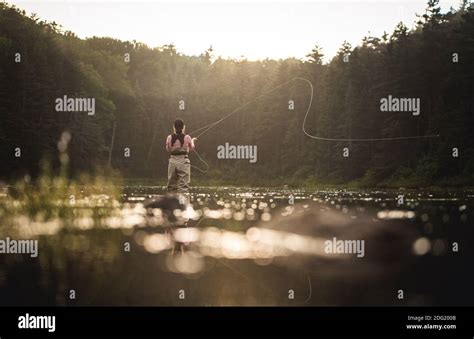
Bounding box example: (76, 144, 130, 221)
(186, 135, 196, 150)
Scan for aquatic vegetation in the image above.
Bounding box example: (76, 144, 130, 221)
(0, 134, 122, 237)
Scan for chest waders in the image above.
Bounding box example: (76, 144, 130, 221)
(167, 133, 191, 193)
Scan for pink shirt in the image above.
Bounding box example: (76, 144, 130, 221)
(166, 134, 195, 152)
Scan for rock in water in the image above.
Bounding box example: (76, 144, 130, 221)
(143, 194, 189, 225)
(255, 202, 420, 305)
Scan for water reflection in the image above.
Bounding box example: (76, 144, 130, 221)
(0, 186, 473, 305)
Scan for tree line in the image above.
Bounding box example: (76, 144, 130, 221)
(0, 0, 473, 187)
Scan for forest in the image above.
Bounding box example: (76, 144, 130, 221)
(0, 0, 473, 187)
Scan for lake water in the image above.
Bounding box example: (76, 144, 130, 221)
(0, 186, 473, 306)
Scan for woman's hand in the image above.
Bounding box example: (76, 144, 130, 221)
(192, 137, 198, 143)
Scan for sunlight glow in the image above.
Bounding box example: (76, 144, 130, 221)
(9, 0, 460, 61)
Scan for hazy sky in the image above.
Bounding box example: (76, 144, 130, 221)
(9, 0, 460, 61)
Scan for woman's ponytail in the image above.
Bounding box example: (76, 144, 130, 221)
(174, 118, 184, 134)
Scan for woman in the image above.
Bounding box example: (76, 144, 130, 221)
(165, 118, 197, 193)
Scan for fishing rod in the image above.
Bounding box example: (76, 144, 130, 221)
(187, 77, 439, 172)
